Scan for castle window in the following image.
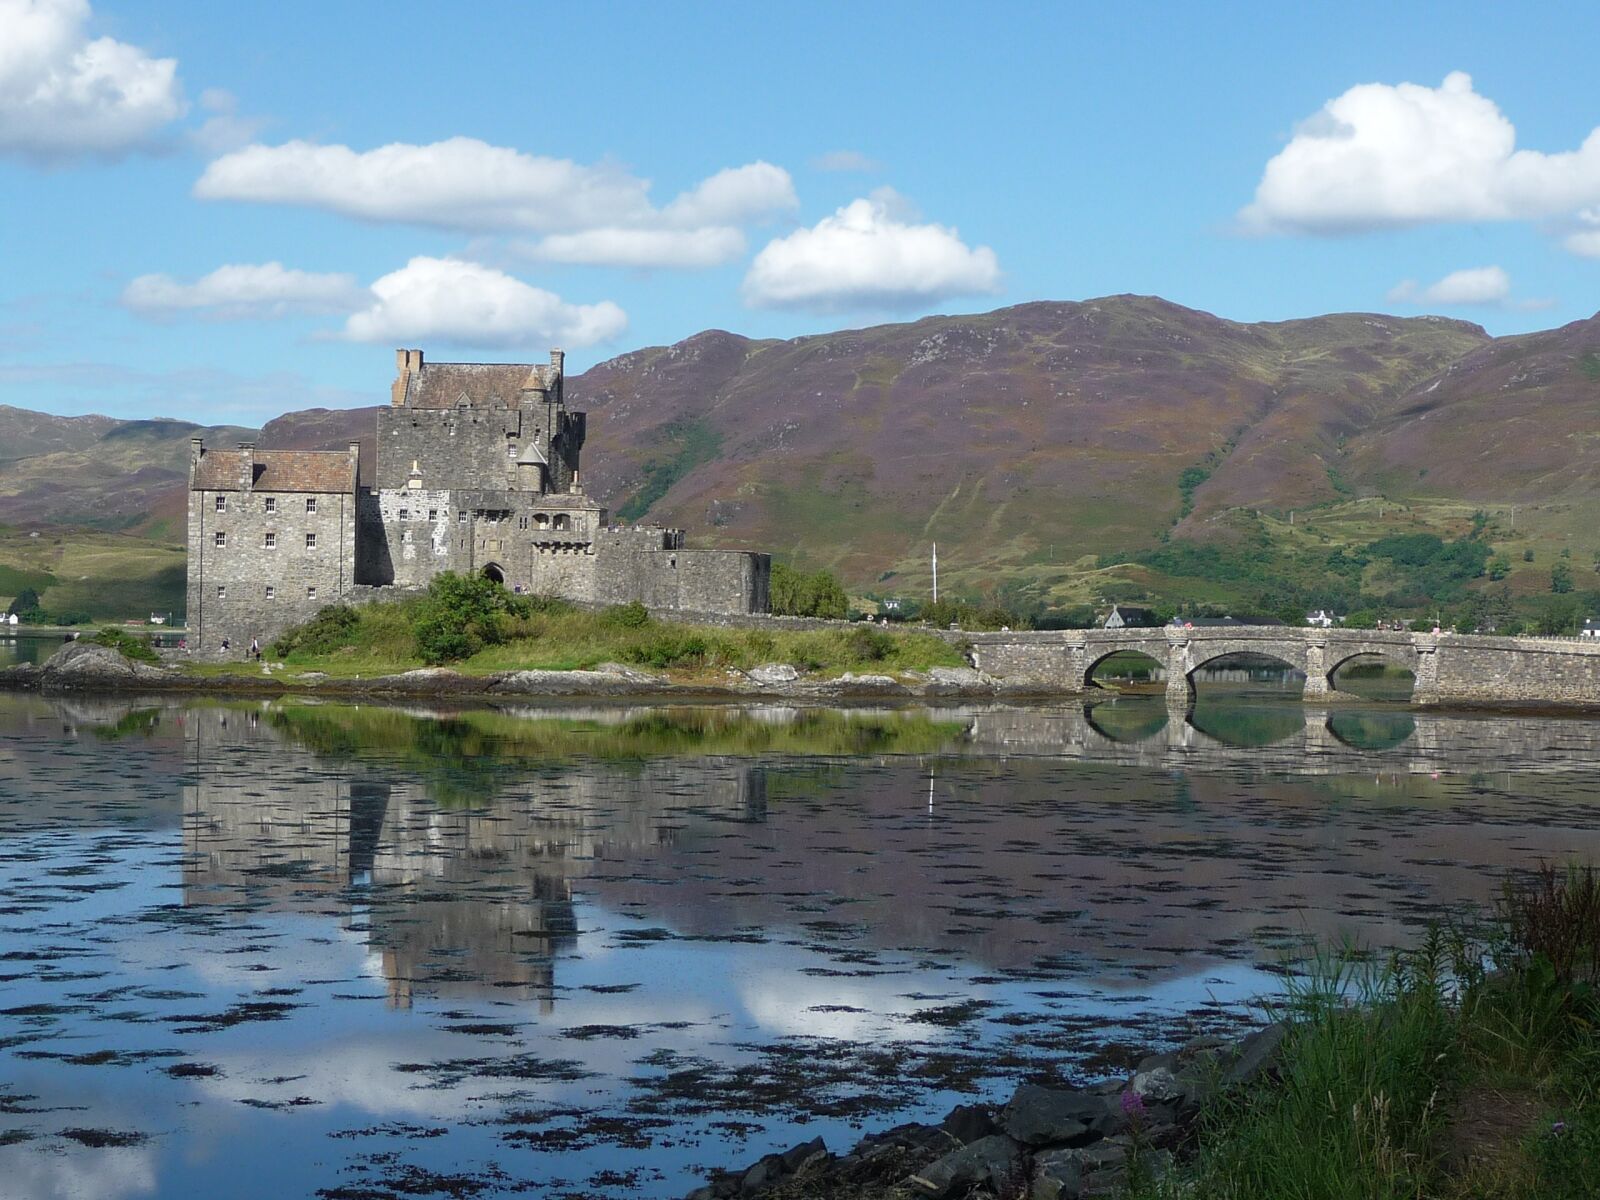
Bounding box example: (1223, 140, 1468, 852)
(264, 497, 277, 514)
(518, 516, 528, 530)
(398, 508, 410, 521)
(401, 529, 413, 544)
(306, 497, 317, 514)
(553, 513, 570, 531)
(458, 511, 468, 524)
(428, 509, 437, 522)
(307, 586, 317, 601)
(264, 532, 277, 549)
(217, 584, 226, 599)
(265, 585, 275, 600)
(214, 531, 226, 547)
(214, 495, 226, 512)
(507, 443, 517, 457)
(305, 532, 317, 549)
(535, 514, 550, 529)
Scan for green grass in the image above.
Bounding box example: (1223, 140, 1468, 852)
(1129, 864, 1600, 1200)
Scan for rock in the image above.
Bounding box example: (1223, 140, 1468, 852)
(940, 1103, 995, 1145)
(747, 662, 800, 686)
(828, 672, 906, 693)
(1002, 1084, 1116, 1147)
(490, 668, 654, 696)
(38, 641, 167, 690)
(594, 661, 663, 683)
(739, 1152, 786, 1194)
(906, 1134, 1022, 1197)
(1129, 1066, 1183, 1104)
(780, 1135, 827, 1173)
(924, 666, 996, 694)
(1227, 1023, 1287, 1086)
(1031, 1147, 1084, 1200)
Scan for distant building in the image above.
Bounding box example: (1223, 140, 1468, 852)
(186, 349, 772, 653)
(1104, 605, 1159, 629)
(1582, 619, 1600, 639)
(1305, 609, 1340, 628)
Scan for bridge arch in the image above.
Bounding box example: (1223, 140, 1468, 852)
(1083, 645, 1167, 692)
(1326, 647, 1417, 699)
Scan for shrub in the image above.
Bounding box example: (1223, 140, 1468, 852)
(622, 630, 710, 669)
(601, 600, 651, 629)
(271, 605, 361, 658)
(91, 627, 159, 664)
(770, 563, 849, 618)
(844, 625, 894, 662)
(410, 572, 528, 665)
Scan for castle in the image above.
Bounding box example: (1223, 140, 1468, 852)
(185, 349, 771, 653)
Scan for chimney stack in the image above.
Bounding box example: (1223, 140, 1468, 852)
(188, 436, 203, 485)
(348, 440, 361, 486)
(392, 348, 423, 406)
(237, 442, 256, 491)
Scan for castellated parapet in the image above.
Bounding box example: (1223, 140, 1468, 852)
(186, 349, 770, 653)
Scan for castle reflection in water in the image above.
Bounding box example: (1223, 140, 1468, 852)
(181, 705, 769, 1010)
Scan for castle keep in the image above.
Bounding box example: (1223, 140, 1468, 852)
(186, 349, 770, 652)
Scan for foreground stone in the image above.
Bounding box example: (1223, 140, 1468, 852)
(681, 1023, 1287, 1200)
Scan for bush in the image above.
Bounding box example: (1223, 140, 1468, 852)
(844, 625, 894, 662)
(770, 563, 849, 618)
(271, 605, 361, 658)
(622, 630, 710, 669)
(91, 627, 159, 664)
(601, 600, 651, 629)
(411, 572, 529, 665)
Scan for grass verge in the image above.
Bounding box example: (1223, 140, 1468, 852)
(1130, 863, 1600, 1200)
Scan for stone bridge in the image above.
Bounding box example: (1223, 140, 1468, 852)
(965, 626, 1600, 706)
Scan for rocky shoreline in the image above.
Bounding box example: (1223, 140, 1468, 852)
(684, 1024, 1285, 1200)
(0, 641, 1029, 703)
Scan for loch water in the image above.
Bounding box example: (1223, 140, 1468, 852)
(3, 684, 1599, 1199)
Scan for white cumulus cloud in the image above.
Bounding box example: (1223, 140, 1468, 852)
(1241, 71, 1600, 237)
(1388, 265, 1512, 307)
(121, 261, 363, 319)
(742, 189, 1001, 312)
(520, 226, 748, 269)
(195, 138, 797, 269)
(340, 256, 627, 349)
(0, 0, 185, 160)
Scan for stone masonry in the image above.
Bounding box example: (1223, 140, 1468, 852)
(187, 349, 771, 652)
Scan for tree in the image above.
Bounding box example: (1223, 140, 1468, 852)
(1537, 596, 1581, 636)
(5, 587, 39, 617)
(1523, 548, 1536, 562)
(1487, 557, 1511, 581)
(769, 563, 849, 619)
(1552, 562, 1574, 594)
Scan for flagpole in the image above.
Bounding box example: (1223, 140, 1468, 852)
(932, 542, 939, 605)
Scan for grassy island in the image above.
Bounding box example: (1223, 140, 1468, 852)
(220, 573, 965, 682)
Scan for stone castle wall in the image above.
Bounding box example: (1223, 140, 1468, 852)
(186, 480, 358, 652)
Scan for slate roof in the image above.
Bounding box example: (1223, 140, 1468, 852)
(192, 449, 357, 494)
(401, 361, 557, 409)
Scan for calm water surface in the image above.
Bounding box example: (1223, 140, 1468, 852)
(2, 687, 1599, 1199)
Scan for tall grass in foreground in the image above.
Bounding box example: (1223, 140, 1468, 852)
(1130, 864, 1600, 1200)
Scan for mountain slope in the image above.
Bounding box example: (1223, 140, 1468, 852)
(569, 298, 1489, 585)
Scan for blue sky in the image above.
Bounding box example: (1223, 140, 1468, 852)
(3, 0, 1598, 424)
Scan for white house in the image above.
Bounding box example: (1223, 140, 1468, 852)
(1305, 610, 1340, 628)
(1581, 619, 1600, 639)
